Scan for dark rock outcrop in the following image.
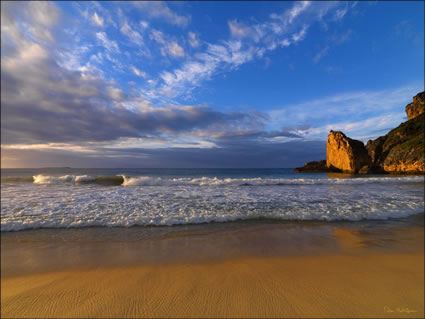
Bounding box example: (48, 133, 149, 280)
(406, 91, 425, 120)
(294, 160, 336, 172)
(358, 165, 374, 174)
(326, 131, 371, 173)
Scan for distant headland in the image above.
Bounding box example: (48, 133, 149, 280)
(295, 91, 425, 174)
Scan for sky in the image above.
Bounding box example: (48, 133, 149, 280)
(1, 1, 424, 168)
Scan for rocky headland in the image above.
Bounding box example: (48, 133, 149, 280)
(295, 91, 424, 174)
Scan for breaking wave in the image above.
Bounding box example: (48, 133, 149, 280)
(1, 174, 424, 231)
(121, 175, 424, 186)
(1, 174, 423, 187)
(2, 170, 423, 231)
(31, 175, 124, 185)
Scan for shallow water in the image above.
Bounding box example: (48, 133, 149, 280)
(2, 215, 424, 277)
(1, 168, 424, 231)
(1, 168, 423, 276)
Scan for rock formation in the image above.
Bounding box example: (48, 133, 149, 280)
(294, 160, 335, 172)
(326, 131, 371, 173)
(405, 91, 425, 120)
(295, 91, 424, 174)
(366, 112, 424, 173)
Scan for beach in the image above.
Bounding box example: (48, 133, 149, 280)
(2, 253, 424, 318)
(1, 168, 424, 318)
(2, 216, 424, 318)
(2, 0, 424, 317)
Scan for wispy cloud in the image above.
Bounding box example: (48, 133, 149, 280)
(168, 41, 185, 57)
(91, 12, 104, 27)
(155, 40, 260, 99)
(188, 31, 200, 48)
(73, 2, 117, 29)
(312, 29, 352, 64)
(96, 32, 120, 53)
(149, 29, 185, 58)
(291, 24, 308, 42)
(313, 46, 329, 63)
(132, 2, 190, 27)
(270, 1, 311, 26)
(120, 21, 143, 46)
(150, 2, 351, 100)
(334, 6, 348, 20)
(269, 84, 422, 140)
(228, 19, 252, 38)
(131, 66, 147, 78)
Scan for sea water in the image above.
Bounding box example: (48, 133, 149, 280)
(1, 168, 424, 231)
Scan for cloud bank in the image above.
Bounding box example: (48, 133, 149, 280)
(1, 1, 421, 168)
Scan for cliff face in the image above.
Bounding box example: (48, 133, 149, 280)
(366, 112, 424, 173)
(295, 91, 424, 174)
(326, 131, 370, 173)
(405, 92, 425, 120)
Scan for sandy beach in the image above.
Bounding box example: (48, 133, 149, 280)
(2, 218, 424, 318)
(2, 252, 423, 318)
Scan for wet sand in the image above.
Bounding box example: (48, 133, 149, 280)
(2, 217, 424, 318)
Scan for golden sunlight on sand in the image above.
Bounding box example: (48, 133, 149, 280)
(2, 253, 423, 318)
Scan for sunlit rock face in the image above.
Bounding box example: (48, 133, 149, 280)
(296, 91, 424, 175)
(405, 91, 425, 120)
(366, 112, 424, 174)
(326, 131, 371, 173)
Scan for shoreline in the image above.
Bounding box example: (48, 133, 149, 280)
(2, 215, 424, 277)
(2, 215, 424, 318)
(2, 252, 424, 318)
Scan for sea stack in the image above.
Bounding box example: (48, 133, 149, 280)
(326, 131, 371, 174)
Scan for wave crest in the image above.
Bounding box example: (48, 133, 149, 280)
(0, 174, 422, 187)
(121, 175, 424, 186)
(32, 175, 123, 185)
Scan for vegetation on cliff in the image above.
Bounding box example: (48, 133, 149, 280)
(295, 91, 424, 174)
(405, 91, 425, 120)
(366, 112, 424, 173)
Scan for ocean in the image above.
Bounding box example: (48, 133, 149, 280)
(1, 168, 424, 232)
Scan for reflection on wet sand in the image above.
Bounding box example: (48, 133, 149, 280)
(333, 228, 365, 249)
(2, 215, 424, 318)
(2, 214, 424, 277)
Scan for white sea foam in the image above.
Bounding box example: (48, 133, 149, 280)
(1, 175, 424, 231)
(29, 174, 425, 186)
(120, 175, 424, 186)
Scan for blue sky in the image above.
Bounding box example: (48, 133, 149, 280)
(1, 1, 424, 168)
